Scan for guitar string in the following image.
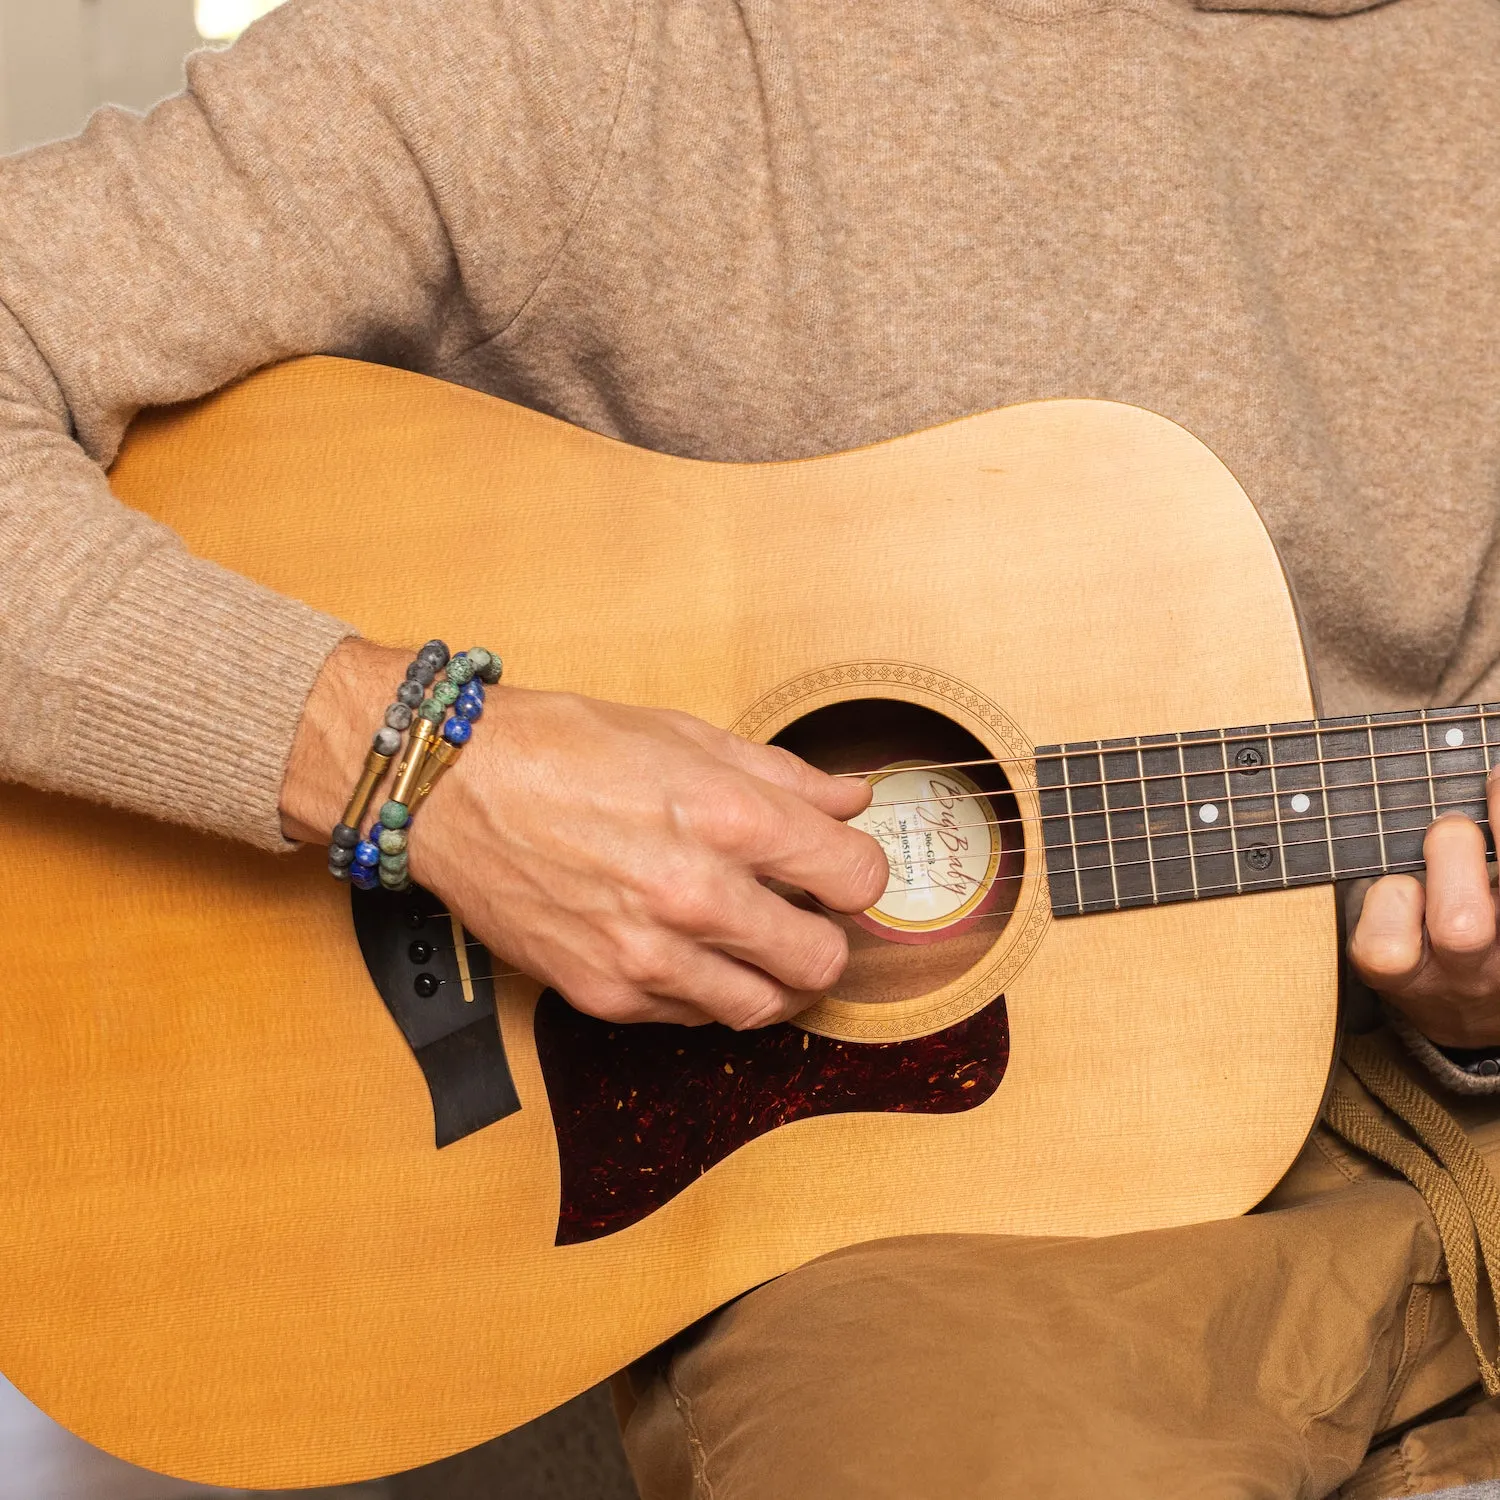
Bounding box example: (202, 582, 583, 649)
(854, 760, 1496, 835)
(421, 767, 1497, 983)
(830, 704, 1500, 787)
(856, 742, 1499, 811)
(433, 811, 1481, 988)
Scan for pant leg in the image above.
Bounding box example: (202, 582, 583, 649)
(621, 1177, 1446, 1500)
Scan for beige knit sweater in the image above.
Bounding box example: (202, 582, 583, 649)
(1, 0, 1498, 855)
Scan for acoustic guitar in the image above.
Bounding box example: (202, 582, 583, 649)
(2, 357, 1485, 1488)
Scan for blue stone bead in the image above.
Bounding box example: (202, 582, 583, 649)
(351, 869, 378, 890)
(354, 840, 381, 868)
(442, 716, 473, 746)
(459, 681, 486, 705)
(454, 696, 483, 723)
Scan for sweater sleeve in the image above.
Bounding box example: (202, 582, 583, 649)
(0, 0, 634, 850)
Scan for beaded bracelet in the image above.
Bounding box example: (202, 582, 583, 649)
(330, 640, 501, 894)
(325, 638, 449, 884)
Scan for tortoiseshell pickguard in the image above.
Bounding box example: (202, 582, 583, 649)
(534, 991, 1010, 1245)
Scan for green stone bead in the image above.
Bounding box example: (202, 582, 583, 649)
(478, 654, 503, 685)
(379, 866, 410, 891)
(379, 850, 409, 874)
(379, 800, 409, 830)
(378, 827, 408, 856)
(432, 681, 460, 707)
(466, 648, 493, 675)
(445, 656, 476, 686)
(418, 699, 446, 724)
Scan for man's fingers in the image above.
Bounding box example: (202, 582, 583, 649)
(704, 879, 852, 993)
(681, 773, 889, 913)
(713, 734, 874, 822)
(1349, 873, 1427, 989)
(739, 789, 889, 913)
(643, 944, 815, 1031)
(1423, 814, 1496, 970)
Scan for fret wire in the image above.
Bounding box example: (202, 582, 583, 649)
(1179, 734, 1200, 900)
(1061, 746, 1085, 915)
(1367, 715, 1387, 877)
(1139, 737, 1158, 905)
(1220, 729, 1244, 895)
(1423, 714, 1439, 827)
(1261, 723, 1290, 890)
(1101, 740, 1122, 911)
(1318, 723, 1337, 879)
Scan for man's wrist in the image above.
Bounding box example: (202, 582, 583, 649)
(279, 637, 408, 843)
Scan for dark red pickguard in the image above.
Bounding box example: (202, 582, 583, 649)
(534, 991, 1009, 1245)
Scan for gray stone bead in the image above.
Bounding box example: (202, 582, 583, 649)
(372, 726, 403, 758)
(384, 702, 414, 732)
(418, 639, 451, 670)
(331, 823, 360, 850)
(396, 679, 425, 710)
(327, 844, 357, 869)
(327, 860, 353, 882)
(405, 658, 436, 687)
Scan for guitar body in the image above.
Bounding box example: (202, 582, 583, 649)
(0, 359, 1337, 1488)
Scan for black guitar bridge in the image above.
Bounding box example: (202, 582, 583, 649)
(350, 884, 521, 1148)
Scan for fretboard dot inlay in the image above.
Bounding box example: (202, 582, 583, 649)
(1035, 704, 1500, 919)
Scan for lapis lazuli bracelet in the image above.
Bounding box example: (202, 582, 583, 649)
(331, 640, 501, 894)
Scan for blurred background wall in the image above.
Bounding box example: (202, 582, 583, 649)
(0, 0, 284, 155)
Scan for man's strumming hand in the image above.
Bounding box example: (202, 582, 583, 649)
(281, 641, 889, 1030)
(1348, 777, 1500, 1047)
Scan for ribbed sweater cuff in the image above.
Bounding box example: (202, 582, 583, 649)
(34, 541, 355, 852)
(1388, 1006, 1500, 1097)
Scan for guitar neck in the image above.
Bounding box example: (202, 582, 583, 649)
(1037, 705, 1499, 918)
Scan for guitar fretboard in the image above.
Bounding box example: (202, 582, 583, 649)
(1037, 706, 1499, 918)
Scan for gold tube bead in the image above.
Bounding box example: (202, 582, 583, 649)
(410, 738, 464, 811)
(339, 746, 394, 833)
(390, 717, 440, 809)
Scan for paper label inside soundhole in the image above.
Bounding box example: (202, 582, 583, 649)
(849, 764, 1002, 943)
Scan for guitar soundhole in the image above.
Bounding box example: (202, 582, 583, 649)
(771, 699, 1024, 1004)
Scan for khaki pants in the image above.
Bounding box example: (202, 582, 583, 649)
(618, 1054, 1500, 1499)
